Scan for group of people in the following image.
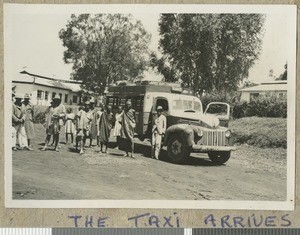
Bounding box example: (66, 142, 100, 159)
(12, 92, 167, 160)
(40, 95, 137, 158)
(12, 93, 35, 151)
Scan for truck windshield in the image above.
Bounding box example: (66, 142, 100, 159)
(206, 104, 228, 115)
(172, 100, 202, 112)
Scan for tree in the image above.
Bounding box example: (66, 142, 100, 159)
(269, 69, 275, 79)
(59, 14, 151, 93)
(276, 63, 287, 80)
(149, 52, 178, 82)
(157, 14, 265, 93)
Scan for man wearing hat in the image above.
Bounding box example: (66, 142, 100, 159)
(151, 106, 167, 160)
(21, 94, 34, 148)
(42, 94, 66, 151)
(120, 100, 136, 158)
(12, 92, 19, 151)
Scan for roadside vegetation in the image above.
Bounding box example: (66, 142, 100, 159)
(230, 117, 287, 149)
(202, 92, 287, 119)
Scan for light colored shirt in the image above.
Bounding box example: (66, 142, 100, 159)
(152, 114, 166, 135)
(76, 109, 88, 130)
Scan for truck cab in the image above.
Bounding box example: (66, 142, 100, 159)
(107, 81, 235, 165)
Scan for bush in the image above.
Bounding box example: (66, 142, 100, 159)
(230, 117, 287, 148)
(232, 96, 287, 119)
(33, 105, 48, 123)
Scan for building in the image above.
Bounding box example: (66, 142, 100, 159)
(240, 80, 287, 103)
(12, 71, 83, 106)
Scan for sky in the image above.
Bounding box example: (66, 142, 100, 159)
(6, 8, 289, 84)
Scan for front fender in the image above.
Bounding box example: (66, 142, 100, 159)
(164, 124, 195, 147)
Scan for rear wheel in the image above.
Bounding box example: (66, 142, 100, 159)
(167, 134, 190, 164)
(208, 151, 231, 165)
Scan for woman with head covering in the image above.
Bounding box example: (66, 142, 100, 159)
(21, 93, 34, 148)
(98, 105, 113, 153)
(42, 94, 66, 151)
(120, 100, 136, 158)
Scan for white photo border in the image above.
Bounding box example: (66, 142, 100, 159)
(4, 4, 297, 210)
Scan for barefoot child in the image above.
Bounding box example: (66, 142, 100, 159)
(65, 107, 75, 144)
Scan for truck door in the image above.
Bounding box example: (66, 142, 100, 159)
(204, 102, 230, 127)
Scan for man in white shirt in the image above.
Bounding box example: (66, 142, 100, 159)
(151, 106, 167, 160)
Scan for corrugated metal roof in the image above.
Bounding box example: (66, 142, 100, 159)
(63, 82, 82, 92)
(240, 83, 288, 92)
(12, 72, 82, 92)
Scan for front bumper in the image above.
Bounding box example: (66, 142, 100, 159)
(191, 144, 236, 152)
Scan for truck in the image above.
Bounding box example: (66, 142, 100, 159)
(106, 80, 235, 164)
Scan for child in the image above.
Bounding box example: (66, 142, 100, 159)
(75, 102, 89, 154)
(65, 107, 75, 144)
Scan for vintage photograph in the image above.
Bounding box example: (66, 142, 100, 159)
(4, 4, 296, 209)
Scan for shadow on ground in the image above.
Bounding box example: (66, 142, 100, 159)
(38, 139, 221, 166)
(122, 141, 220, 167)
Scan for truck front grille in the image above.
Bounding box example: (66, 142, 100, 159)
(201, 129, 226, 146)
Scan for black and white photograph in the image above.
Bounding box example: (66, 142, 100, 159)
(4, 4, 296, 209)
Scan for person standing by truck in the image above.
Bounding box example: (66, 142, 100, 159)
(98, 105, 113, 153)
(113, 106, 123, 149)
(151, 106, 166, 160)
(120, 100, 136, 158)
(86, 98, 98, 147)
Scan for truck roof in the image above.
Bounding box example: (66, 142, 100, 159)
(107, 81, 194, 96)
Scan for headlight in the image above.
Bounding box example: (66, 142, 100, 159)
(225, 130, 231, 138)
(196, 129, 203, 137)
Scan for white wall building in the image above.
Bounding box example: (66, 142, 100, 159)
(240, 80, 287, 103)
(12, 71, 82, 106)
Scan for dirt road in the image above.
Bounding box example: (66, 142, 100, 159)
(12, 125, 286, 201)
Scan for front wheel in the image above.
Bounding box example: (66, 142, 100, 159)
(167, 134, 190, 164)
(208, 151, 231, 165)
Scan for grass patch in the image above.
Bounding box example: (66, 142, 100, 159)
(230, 117, 286, 148)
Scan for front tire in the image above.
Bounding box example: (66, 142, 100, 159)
(208, 151, 231, 165)
(167, 134, 190, 164)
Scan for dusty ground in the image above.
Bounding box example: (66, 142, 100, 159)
(12, 124, 286, 201)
